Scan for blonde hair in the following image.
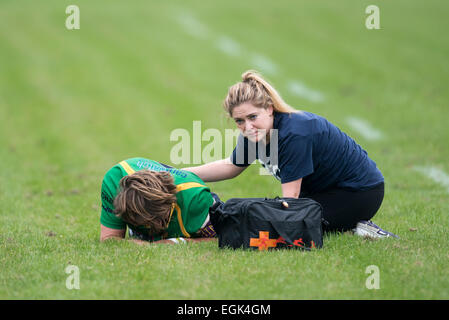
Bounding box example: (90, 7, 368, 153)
(223, 70, 297, 116)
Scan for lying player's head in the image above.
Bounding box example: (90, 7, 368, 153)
(113, 170, 177, 235)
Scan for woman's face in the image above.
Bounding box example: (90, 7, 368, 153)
(231, 102, 274, 143)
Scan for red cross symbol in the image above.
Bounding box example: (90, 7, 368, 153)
(250, 231, 278, 251)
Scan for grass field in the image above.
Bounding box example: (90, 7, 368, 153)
(1, 0, 448, 299)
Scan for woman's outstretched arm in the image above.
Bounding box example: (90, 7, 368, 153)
(183, 158, 246, 182)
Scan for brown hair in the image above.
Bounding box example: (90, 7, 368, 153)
(113, 170, 177, 235)
(223, 70, 297, 117)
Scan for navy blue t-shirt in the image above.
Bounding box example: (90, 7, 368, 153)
(230, 111, 384, 194)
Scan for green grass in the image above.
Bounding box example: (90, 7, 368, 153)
(1, 0, 449, 299)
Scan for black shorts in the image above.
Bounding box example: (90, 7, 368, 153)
(299, 183, 385, 233)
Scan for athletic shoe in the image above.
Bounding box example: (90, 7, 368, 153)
(353, 220, 399, 239)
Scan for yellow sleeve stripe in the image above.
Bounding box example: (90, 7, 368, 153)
(176, 182, 206, 192)
(175, 182, 208, 237)
(175, 204, 190, 238)
(119, 160, 135, 175)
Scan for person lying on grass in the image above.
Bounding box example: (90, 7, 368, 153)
(100, 157, 218, 245)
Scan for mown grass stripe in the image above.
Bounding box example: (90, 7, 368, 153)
(287, 80, 325, 103)
(345, 116, 384, 141)
(413, 166, 449, 193)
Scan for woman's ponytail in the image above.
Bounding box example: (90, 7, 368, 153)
(224, 70, 297, 116)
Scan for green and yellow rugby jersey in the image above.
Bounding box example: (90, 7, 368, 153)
(100, 157, 214, 241)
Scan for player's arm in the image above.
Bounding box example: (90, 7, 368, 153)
(126, 237, 217, 246)
(153, 238, 217, 245)
(183, 158, 246, 182)
(100, 224, 126, 241)
(100, 224, 216, 245)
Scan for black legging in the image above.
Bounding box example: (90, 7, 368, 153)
(299, 183, 385, 233)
